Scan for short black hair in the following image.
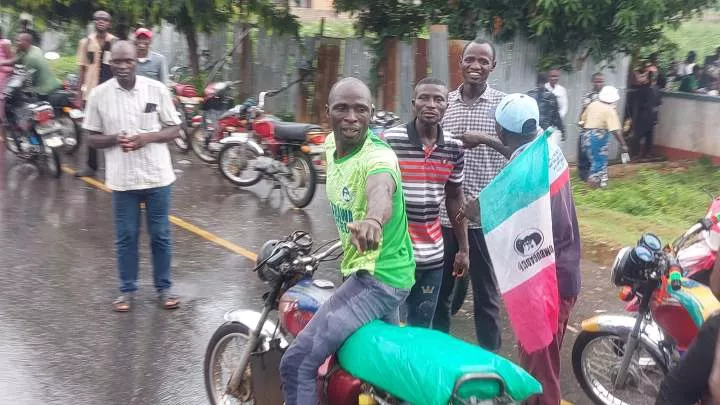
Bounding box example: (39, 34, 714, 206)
(415, 77, 446, 89)
(461, 37, 496, 61)
(536, 72, 548, 86)
(501, 121, 537, 138)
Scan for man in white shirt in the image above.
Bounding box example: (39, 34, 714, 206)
(545, 69, 568, 144)
(83, 41, 182, 312)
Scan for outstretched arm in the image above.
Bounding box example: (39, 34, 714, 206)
(346, 172, 396, 253)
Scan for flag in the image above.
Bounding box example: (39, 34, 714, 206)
(480, 134, 559, 353)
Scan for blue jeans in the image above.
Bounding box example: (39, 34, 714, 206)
(279, 270, 409, 405)
(404, 266, 443, 327)
(112, 185, 172, 294)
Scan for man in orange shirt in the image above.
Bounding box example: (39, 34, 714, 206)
(75, 10, 117, 178)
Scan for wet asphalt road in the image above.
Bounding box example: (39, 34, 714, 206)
(0, 147, 625, 405)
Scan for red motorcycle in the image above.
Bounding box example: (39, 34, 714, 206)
(187, 80, 241, 163)
(203, 231, 542, 405)
(168, 79, 201, 153)
(213, 90, 327, 208)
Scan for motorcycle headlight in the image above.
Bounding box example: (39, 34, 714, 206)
(611, 245, 656, 287)
(256, 239, 282, 283)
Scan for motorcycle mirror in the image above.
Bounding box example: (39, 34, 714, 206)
(44, 52, 60, 61)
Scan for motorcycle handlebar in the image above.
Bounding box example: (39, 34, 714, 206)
(293, 241, 343, 266)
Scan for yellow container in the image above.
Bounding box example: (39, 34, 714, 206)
(358, 393, 377, 405)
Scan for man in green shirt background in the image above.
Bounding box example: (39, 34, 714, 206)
(14, 33, 61, 98)
(279, 77, 415, 405)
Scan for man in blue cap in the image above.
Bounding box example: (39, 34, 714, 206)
(459, 93, 581, 405)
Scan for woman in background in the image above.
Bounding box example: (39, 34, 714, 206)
(0, 27, 14, 127)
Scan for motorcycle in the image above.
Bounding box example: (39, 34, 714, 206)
(3, 64, 68, 178)
(39, 52, 83, 155)
(572, 219, 720, 405)
(370, 110, 400, 139)
(168, 67, 202, 153)
(203, 230, 542, 405)
(188, 79, 241, 163)
(216, 91, 326, 209)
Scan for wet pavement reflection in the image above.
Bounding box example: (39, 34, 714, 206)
(0, 150, 620, 404)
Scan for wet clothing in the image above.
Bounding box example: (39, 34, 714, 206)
(324, 130, 415, 289)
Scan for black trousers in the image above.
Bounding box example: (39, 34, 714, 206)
(656, 312, 720, 405)
(433, 226, 502, 351)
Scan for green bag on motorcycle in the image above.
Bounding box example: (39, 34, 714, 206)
(338, 321, 542, 404)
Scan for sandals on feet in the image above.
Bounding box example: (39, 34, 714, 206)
(158, 291, 180, 310)
(112, 294, 134, 312)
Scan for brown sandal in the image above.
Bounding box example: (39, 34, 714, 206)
(158, 291, 180, 310)
(112, 295, 134, 312)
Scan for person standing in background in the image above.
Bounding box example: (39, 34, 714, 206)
(545, 68, 568, 144)
(75, 10, 117, 178)
(577, 72, 605, 181)
(134, 28, 169, 84)
(18, 14, 41, 47)
(433, 37, 505, 351)
(527, 72, 564, 135)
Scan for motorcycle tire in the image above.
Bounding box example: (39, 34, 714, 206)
(451, 272, 470, 315)
(571, 331, 668, 405)
(284, 152, 317, 209)
(218, 143, 263, 187)
(190, 127, 218, 163)
(57, 116, 81, 155)
(40, 147, 62, 178)
(204, 322, 255, 405)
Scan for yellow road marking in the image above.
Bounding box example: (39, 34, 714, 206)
(61, 165, 258, 261)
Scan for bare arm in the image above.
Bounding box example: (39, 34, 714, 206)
(87, 130, 120, 149)
(456, 131, 513, 159)
(446, 182, 470, 276)
(346, 172, 396, 253)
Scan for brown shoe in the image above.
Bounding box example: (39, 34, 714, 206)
(158, 290, 180, 310)
(112, 294, 135, 312)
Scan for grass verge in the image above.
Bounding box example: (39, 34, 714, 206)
(573, 161, 719, 263)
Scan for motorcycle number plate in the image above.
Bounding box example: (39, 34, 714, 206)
(308, 145, 324, 155)
(44, 136, 63, 148)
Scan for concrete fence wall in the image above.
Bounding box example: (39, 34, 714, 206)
(654, 92, 720, 164)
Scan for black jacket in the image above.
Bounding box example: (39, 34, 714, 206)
(527, 87, 565, 133)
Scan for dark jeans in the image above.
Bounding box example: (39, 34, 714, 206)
(279, 270, 409, 405)
(656, 312, 720, 405)
(403, 266, 443, 328)
(112, 185, 173, 293)
(577, 134, 590, 181)
(434, 226, 502, 351)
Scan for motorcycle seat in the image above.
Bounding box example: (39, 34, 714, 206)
(337, 321, 541, 404)
(273, 122, 322, 142)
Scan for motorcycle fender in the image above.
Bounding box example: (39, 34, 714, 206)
(581, 314, 670, 366)
(219, 136, 264, 155)
(224, 309, 289, 349)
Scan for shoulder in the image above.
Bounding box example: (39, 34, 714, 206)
(151, 52, 166, 61)
(485, 86, 506, 103)
(382, 124, 409, 142)
(138, 75, 167, 91)
(89, 79, 115, 99)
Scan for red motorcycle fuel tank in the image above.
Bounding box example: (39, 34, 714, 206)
(278, 277, 335, 337)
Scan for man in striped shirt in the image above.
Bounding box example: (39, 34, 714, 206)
(83, 41, 182, 312)
(385, 77, 469, 327)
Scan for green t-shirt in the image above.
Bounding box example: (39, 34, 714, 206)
(19, 46, 61, 96)
(325, 130, 415, 289)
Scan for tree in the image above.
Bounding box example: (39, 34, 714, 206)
(334, 0, 720, 70)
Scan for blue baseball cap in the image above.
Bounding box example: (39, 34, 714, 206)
(495, 93, 540, 136)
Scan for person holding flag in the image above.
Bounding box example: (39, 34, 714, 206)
(457, 93, 581, 405)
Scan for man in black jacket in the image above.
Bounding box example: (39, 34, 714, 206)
(527, 72, 565, 138)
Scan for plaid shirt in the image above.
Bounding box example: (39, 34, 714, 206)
(440, 85, 506, 229)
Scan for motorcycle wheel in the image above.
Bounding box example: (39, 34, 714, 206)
(218, 143, 263, 187)
(173, 107, 191, 153)
(190, 127, 218, 163)
(572, 331, 667, 405)
(40, 147, 62, 178)
(57, 116, 81, 155)
(204, 322, 255, 405)
(451, 273, 469, 315)
(283, 152, 317, 209)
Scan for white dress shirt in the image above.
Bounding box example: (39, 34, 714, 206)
(545, 82, 568, 118)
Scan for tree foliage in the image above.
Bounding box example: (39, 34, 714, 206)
(334, 0, 719, 69)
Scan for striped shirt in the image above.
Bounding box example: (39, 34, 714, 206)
(439, 85, 506, 229)
(385, 122, 464, 270)
(83, 76, 181, 191)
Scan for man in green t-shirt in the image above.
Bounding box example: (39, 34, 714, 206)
(280, 77, 415, 405)
(14, 33, 62, 97)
